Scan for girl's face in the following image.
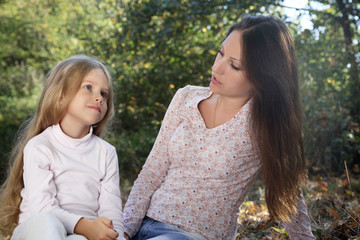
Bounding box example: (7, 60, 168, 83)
(210, 30, 253, 100)
(60, 68, 109, 137)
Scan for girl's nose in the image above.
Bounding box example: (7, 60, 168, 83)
(95, 93, 104, 104)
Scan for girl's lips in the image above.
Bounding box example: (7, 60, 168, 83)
(211, 75, 222, 85)
(89, 106, 101, 112)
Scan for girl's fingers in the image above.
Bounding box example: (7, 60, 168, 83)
(100, 217, 114, 228)
(107, 227, 119, 239)
(99, 217, 118, 239)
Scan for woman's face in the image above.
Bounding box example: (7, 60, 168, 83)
(210, 30, 253, 100)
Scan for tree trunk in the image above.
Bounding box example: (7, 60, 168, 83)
(336, 0, 360, 122)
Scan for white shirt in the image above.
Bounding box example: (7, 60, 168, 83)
(19, 124, 124, 236)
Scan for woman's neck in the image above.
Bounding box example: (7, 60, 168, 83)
(214, 94, 250, 112)
(207, 93, 250, 128)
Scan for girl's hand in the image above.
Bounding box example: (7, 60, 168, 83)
(124, 232, 130, 240)
(74, 217, 119, 240)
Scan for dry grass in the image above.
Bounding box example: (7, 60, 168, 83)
(236, 172, 360, 239)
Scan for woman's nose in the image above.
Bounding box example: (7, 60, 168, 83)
(212, 56, 225, 74)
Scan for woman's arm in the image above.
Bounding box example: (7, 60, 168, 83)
(282, 191, 315, 239)
(123, 87, 185, 237)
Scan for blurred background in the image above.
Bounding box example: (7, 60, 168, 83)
(0, 0, 359, 238)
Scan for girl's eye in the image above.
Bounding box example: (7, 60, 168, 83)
(84, 85, 92, 90)
(219, 50, 224, 56)
(101, 91, 108, 98)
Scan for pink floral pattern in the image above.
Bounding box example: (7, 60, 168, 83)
(123, 85, 314, 240)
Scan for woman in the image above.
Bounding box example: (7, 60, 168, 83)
(123, 15, 315, 240)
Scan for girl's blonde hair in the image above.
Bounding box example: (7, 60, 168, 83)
(0, 55, 114, 239)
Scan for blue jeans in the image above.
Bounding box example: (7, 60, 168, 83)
(131, 217, 207, 240)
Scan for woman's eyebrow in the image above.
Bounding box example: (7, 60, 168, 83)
(221, 44, 241, 62)
(230, 57, 241, 62)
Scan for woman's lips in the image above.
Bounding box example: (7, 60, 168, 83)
(211, 75, 222, 85)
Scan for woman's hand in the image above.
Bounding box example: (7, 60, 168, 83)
(74, 217, 119, 240)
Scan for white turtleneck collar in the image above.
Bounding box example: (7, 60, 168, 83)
(52, 124, 94, 149)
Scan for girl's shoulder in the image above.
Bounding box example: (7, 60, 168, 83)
(23, 127, 54, 154)
(26, 127, 52, 146)
(25, 125, 115, 153)
(92, 135, 116, 152)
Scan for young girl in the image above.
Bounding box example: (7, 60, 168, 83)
(0, 55, 125, 240)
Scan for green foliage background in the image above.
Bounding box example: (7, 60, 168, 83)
(0, 0, 359, 193)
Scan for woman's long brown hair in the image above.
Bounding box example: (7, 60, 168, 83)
(229, 16, 307, 222)
(0, 55, 114, 239)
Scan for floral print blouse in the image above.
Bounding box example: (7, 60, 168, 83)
(123, 85, 315, 240)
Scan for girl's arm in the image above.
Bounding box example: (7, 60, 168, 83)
(123, 87, 185, 237)
(97, 145, 125, 238)
(74, 217, 119, 240)
(22, 143, 82, 234)
(282, 191, 316, 239)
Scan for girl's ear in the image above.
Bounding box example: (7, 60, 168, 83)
(59, 95, 64, 105)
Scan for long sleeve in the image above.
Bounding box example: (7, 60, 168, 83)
(123, 87, 184, 237)
(22, 143, 82, 233)
(124, 85, 263, 239)
(282, 192, 315, 239)
(98, 145, 125, 237)
(19, 124, 125, 238)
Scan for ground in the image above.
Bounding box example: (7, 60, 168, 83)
(236, 173, 360, 240)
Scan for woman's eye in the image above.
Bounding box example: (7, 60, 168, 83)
(84, 85, 92, 90)
(231, 65, 241, 71)
(219, 50, 224, 56)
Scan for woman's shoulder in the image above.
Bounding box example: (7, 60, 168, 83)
(175, 85, 210, 101)
(179, 85, 210, 94)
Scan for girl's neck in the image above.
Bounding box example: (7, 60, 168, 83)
(59, 121, 90, 139)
